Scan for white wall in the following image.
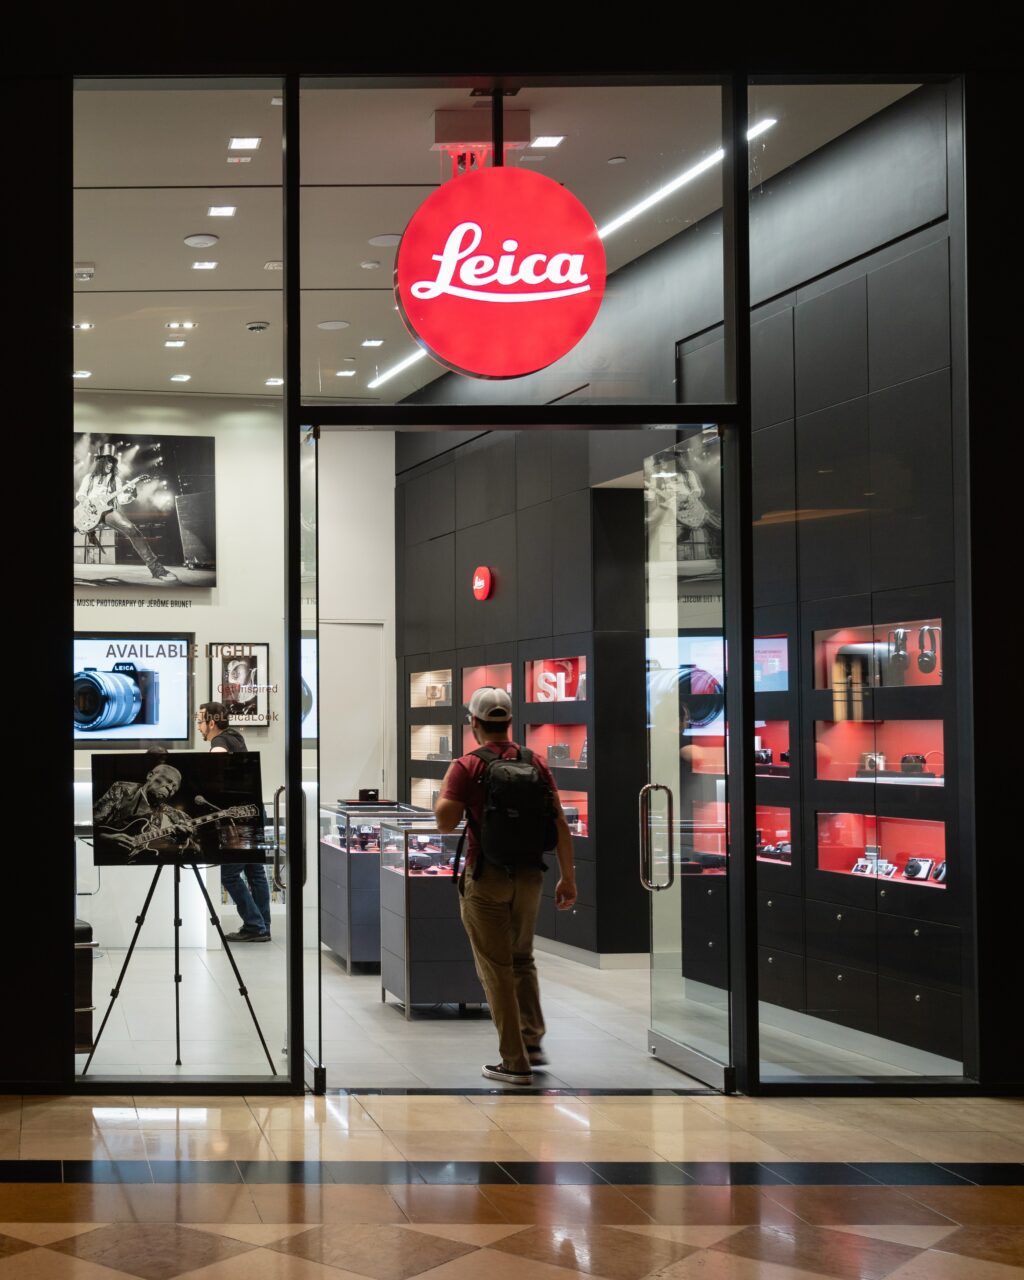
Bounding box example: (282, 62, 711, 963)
(316, 430, 397, 799)
(74, 392, 286, 946)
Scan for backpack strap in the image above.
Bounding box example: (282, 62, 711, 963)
(451, 749, 498, 887)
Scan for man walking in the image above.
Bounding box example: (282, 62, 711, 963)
(198, 700, 272, 943)
(435, 687, 576, 1085)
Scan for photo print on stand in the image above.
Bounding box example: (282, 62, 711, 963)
(74, 432, 216, 588)
(91, 750, 264, 866)
(209, 643, 271, 727)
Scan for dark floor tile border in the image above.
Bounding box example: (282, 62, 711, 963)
(0, 1159, 1021, 1187)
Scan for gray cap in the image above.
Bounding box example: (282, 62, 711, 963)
(467, 686, 512, 723)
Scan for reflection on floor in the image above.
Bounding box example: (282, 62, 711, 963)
(2, 1094, 1023, 1279)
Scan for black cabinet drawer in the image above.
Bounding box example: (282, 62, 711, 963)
(758, 891, 803, 951)
(556, 903, 597, 953)
(536, 893, 556, 940)
(682, 929, 729, 989)
(681, 878, 728, 940)
(878, 916, 961, 993)
(759, 946, 805, 1012)
(806, 958, 877, 1035)
(878, 976, 963, 1061)
(806, 899, 877, 970)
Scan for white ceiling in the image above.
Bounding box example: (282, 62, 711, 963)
(73, 81, 916, 402)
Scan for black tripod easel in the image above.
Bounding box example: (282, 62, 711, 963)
(82, 860, 277, 1076)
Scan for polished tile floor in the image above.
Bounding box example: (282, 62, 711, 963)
(1, 1093, 1022, 1277)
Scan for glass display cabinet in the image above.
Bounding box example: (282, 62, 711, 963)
(379, 822, 485, 1018)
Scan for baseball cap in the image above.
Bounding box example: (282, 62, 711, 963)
(467, 686, 512, 723)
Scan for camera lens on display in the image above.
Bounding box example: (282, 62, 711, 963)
(300, 676, 313, 723)
(74, 669, 142, 731)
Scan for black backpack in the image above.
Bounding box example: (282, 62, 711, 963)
(455, 745, 557, 879)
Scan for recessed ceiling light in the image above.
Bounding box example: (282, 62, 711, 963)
(270, 96, 283, 107)
(360, 260, 381, 270)
(607, 155, 627, 165)
(368, 234, 401, 247)
(184, 233, 219, 248)
(192, 261, 218, 270)
(747, 117, 777, 141)
(317, 320, 349, 331)
(335, 370, 357, 377)
(207, 206, 236, 217)
(72, 370, 92, 379)
(265, 377, 284, 386)
(362, 338, 384, 347)
(520, 154, 546, 162)
(226, 156, 251, 164)
(72, 322, 95, 331)
(170, 374, 191, 382)
(229, 137, 261, 150)
(367, 348, 429, 390)
(164, 340, 186, 348)
(532, 135, 564, 147)
(264, 260, 283, 271)
(341, 356, 356, 362)
(165, 321, 197, 330)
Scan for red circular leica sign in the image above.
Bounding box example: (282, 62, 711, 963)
(472, 566, 493, 600)
(396, 167, 606, 380)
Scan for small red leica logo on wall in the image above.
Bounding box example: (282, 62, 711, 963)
(472, 566, 493, 601)
(396, 167, 606, 379)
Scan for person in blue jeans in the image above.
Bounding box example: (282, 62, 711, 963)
(198, 701, 271, 942)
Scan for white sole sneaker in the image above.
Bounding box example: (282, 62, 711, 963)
(481, 1063, 532, 1085)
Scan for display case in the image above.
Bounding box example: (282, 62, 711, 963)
(319, 803, 428, 968)
(814, 617, 944, 692)
(379, 822, 485, 1016)
(524, 655, 587, 703)
(557, 789, 589, 838)
(409, 776, 443, 811)
(754, 720, 790, 777)
(525, 722, 588, 769)
(814, 718, 944, 784)
(754, 635, 789, 692)
(410, 723, 454, 763)
(410, 668, 453, 708)
(816, 812, 947, 889)
(756, 805, 793, 866)
(461, 662, 513, 752)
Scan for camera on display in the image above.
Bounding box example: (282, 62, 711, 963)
(74, 662, 159, 732)
(860, 752, 886, 772)
(904, 857, 934, 880)
(901, 753, 927, 774)
(547, 743, 572, 764)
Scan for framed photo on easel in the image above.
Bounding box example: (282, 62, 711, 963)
(209, 643, 271, 728)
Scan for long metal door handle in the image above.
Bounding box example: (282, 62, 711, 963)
(301, 788, 308, 886)
(272, 785, 287, 891)
(639, 783, 675, 892)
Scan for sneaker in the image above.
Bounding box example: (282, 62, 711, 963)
(482, 1063, 532, 1085)
(526, 1045, 549, 1067)
(150, 564, 178, 582)
(225, 928, 270, 942)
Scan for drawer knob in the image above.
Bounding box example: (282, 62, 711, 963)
(707, 941, 714, 948)
(836, 913, 843, 921)
(880, 890, 886, 897)
(767, 900, 773, 907)
(915, 994, 922, 1003)
(837, 973, 844, 982)
(913, 929, 920, 937)
(768, 955, 774, 963)
(707, 889, 714, 896)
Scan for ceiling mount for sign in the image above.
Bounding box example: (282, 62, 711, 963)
(395, 167, 606, 380)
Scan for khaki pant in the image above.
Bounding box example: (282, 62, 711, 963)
(459, 861, 545, 1074)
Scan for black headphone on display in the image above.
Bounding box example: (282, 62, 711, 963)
(918, 626, 940, 675)
(888, 628, 910, 671)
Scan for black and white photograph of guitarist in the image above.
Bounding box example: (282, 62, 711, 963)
(93, 762, 195, 857)
(75, 449, 177, 583)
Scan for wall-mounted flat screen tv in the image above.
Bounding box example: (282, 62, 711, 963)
(74, 632, 194, 746)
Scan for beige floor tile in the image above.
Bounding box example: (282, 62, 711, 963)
(656, 1249, 838, 1279)
(828, 1224, 961, 1247)
(246, 1184, 405, 1226)
(18, 1132, 150, 1161)
(0, 1248, 143, 1279)
(134, 1105, 259, 1132)
(483, 1101, 626, 1132)
(501, 1130, 666, 1162)
(884, 1251, 1024, 1280)
(589, 1103, 734, 1132)
(384, 1129, 533, 1161)
(618, 1224, 748, 1248)
(397, 1244, 592, 1279)
(879, 1130, 1024, 1161)
(140, 1130, 278, 1162)
(751, 1130, 927, 1161)
(191, 1224, 319, 1247)
(398, 1223, 525, 1246)
(247, 1098, 379, 1133)
(0, 1135, 19, 1160)
(696, 1101, 858, 1133)
(175, 1246, 366, 1279)
(647, 1130, 792, 1162)
(264, 1130, 405, 1161)
(0, 1225, 106, 1247)
(357, 1098, 498, 1131)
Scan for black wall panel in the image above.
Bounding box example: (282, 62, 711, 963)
(551, 489, 593, 636)
(868, 236, 951, 393)
(752, 307, 795, 430)
(454, 514, 517, 649)
(869, 370, 954, 591)
(589, 429, 666, 489)
(456, 432, 516, 530)
(516, 503, 554, 641)
(592, 489, 645, 633)
(404, 535, 455, 655)
(404, 462, 455, 545)
(550, 431, 590, 497)
(795, 397, 872, 600)
(752, 421, 797, 607)
(517, 430, 552, 509)
(678, 335, 725, 406)
(794, 277, 868, 416)
(396, 430, 486, 474)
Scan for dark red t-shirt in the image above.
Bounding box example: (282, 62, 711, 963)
(441, 741, 559, 866)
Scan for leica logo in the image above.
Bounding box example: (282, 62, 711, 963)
(411, 222, 590, 304)
(473, 574, 486, 591)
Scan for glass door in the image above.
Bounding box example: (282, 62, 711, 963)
(643, 430, 734, 1090)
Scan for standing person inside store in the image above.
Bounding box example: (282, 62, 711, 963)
(197, 700, 272, 943)
(435, 687, 576, 1085)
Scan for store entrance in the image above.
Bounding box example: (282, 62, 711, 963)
(303, 425, 723, 1092)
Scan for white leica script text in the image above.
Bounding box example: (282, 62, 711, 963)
(411, 222, 590, 303)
